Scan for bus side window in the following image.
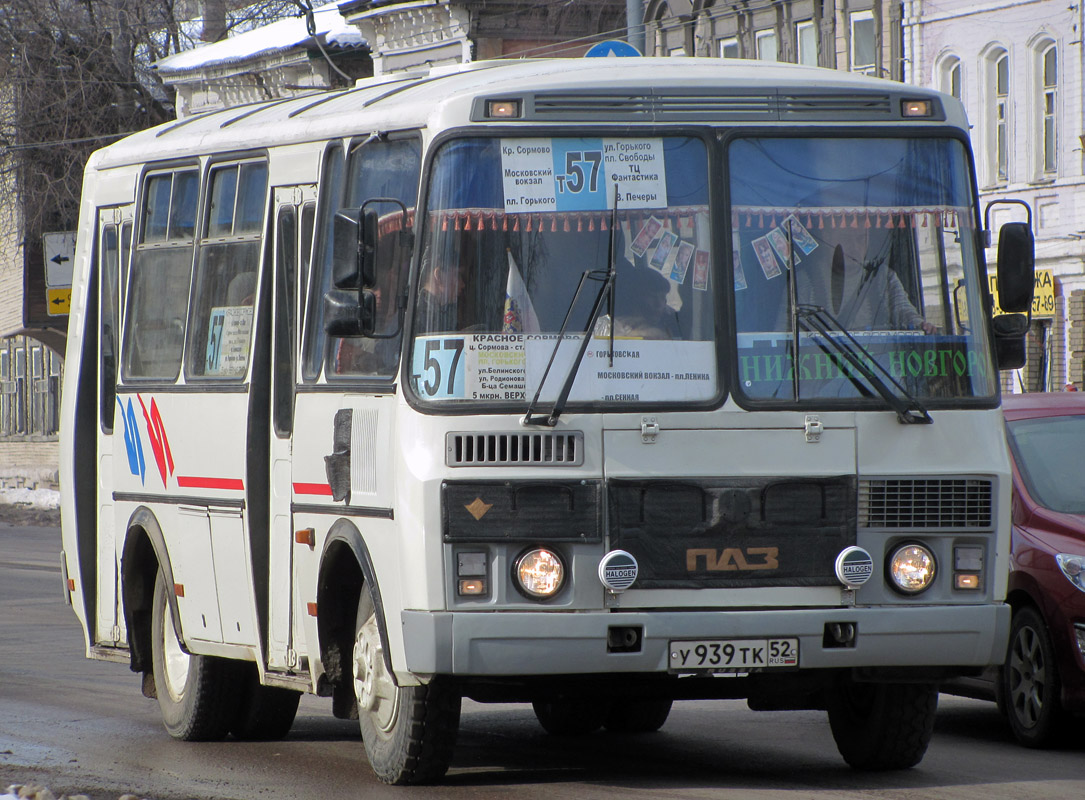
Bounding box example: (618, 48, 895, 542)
(331, 135, 422, 380)
(273, 206, 297, 438)
(186, 160, 269, 380)
(302, 145, 345, 382)
(99, 223, 118, 431)
(122, 168, 198, 381)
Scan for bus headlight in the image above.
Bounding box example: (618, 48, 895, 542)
(514, 547, 565, 599)
(888, 543, 936, 594)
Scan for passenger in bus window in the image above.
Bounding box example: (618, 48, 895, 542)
(416, 247, 465, 333)
(792, 223, 936, 334)
(607, 266, 681, 339)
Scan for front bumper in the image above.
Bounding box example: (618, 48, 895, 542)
(402, 603, 1010, 676)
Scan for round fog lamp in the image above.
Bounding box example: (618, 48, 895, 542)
(514, 547, 565, 599)
(888, 543, 936, 594)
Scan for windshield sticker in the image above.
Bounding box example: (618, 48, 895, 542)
(694, 250, 711, 291)
(671, 241, 695, 284)
(782, 214, 819, 255)
(751, 236, 782, 279)
(501, 138, 668, 214)
(631, 216, 663, 256)
(649, 229, 679, 272)
(412, 334, 716, 403)
(205, 306, 253, 376)
(731, 241, 746, 291)
(766, 227, 800, 268)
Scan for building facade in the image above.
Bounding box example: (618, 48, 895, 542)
(904, 0, 1082, 391)
(643, 0, 903, 78)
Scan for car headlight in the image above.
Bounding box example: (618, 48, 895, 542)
(888, 543, 936, 594)
(1056, 554, 1085, 593)
(514, 547, 565, 599)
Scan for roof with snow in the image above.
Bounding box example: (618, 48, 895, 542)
(155, 2, 366, 76)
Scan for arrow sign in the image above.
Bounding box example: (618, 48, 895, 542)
(42, 231, 76, 288)
(585, 40, 642, 58)
(47, 287, 71, 316)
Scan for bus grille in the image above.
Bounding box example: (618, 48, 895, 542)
(528, 91, 893, 122)
(446, 431, 584, 467)
(858, 478, 993, 529)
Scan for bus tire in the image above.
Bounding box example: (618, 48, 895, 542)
(604, 698, 672, 733)
(353, 586, 460, 784)
(1002, 605, 1067, 747)
(231, 662, 301, 741)
(151, 570, 240, 741)
(827, 678, 937, 770)
(532, 697, 608, 735)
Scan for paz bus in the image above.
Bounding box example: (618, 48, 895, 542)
(60, 57, 1035, 784)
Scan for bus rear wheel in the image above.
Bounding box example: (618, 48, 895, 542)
(231, 661, 301, 741)
(151, 570, 240, 741)
(827, 678, 937, 770)
(353, 586, 461, 784)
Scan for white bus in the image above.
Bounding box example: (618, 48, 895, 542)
(61, 57, 1035, 784)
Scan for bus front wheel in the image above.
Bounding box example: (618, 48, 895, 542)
(827, 678, 937, 770)
(150, 570, 240, 741)
(353, 586, 461, 784)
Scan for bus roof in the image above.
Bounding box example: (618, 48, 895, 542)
(92, 58, 964, 169)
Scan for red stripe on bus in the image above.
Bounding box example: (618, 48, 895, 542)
(176, 476, 245, 491)
(293, 482, 334, 496)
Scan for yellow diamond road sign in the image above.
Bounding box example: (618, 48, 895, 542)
(47, 287, 71, 316)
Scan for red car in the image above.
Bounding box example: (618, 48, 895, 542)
(998, 392, 1085, 746)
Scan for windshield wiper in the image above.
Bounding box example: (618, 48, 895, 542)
(522, 188, 619, 427)
(795, 304, 932, 425)
(781, 217, 930, 424)
(520, 268, 613, 427)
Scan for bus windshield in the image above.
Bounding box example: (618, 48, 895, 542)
(730, 136, 997, 404)
(409, 135, 717, 407)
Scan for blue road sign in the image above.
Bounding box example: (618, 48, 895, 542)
(585, 40, 642, 58)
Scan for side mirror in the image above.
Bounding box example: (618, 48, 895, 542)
(332, 208, 378, 290)
(996, 222, 1035, 314)
(992, 312, 1029, 370)
(323, 288, 376, 337)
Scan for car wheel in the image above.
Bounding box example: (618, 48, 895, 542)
(230, 661, 301, 741)
(354, 584, 460, 784)
(827, 678, 937, 770)
(1002, 605, 1067, 747)
(150, 570, 241, 741)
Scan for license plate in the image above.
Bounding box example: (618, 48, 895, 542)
(669, 638, 799, 672)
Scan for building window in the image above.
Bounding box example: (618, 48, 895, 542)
(850, 10, 876, 74)
(756, 29, 778, 61)
(942, 57, 962, 100)
(1041, 43, 1057, 175)
(0, 337, 61, 438)
(719, 37, 739, 59)
(994, 51, 1009, 182)
(796, 21, 818, 66)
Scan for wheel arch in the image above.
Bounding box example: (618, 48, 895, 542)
(316, 518, 394, 694)
(121, 506, 179, 674)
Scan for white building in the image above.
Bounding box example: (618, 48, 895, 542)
(905, 0, 1083, 390)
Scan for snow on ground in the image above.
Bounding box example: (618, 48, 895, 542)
(0, 486, 61, 527)
(0, 487, 59, 510)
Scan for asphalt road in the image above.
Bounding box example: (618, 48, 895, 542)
(2, 524, 1084, 800)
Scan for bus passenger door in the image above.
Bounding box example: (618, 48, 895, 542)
(267, 186, 316, 671)
(95, 207, 131, 647)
